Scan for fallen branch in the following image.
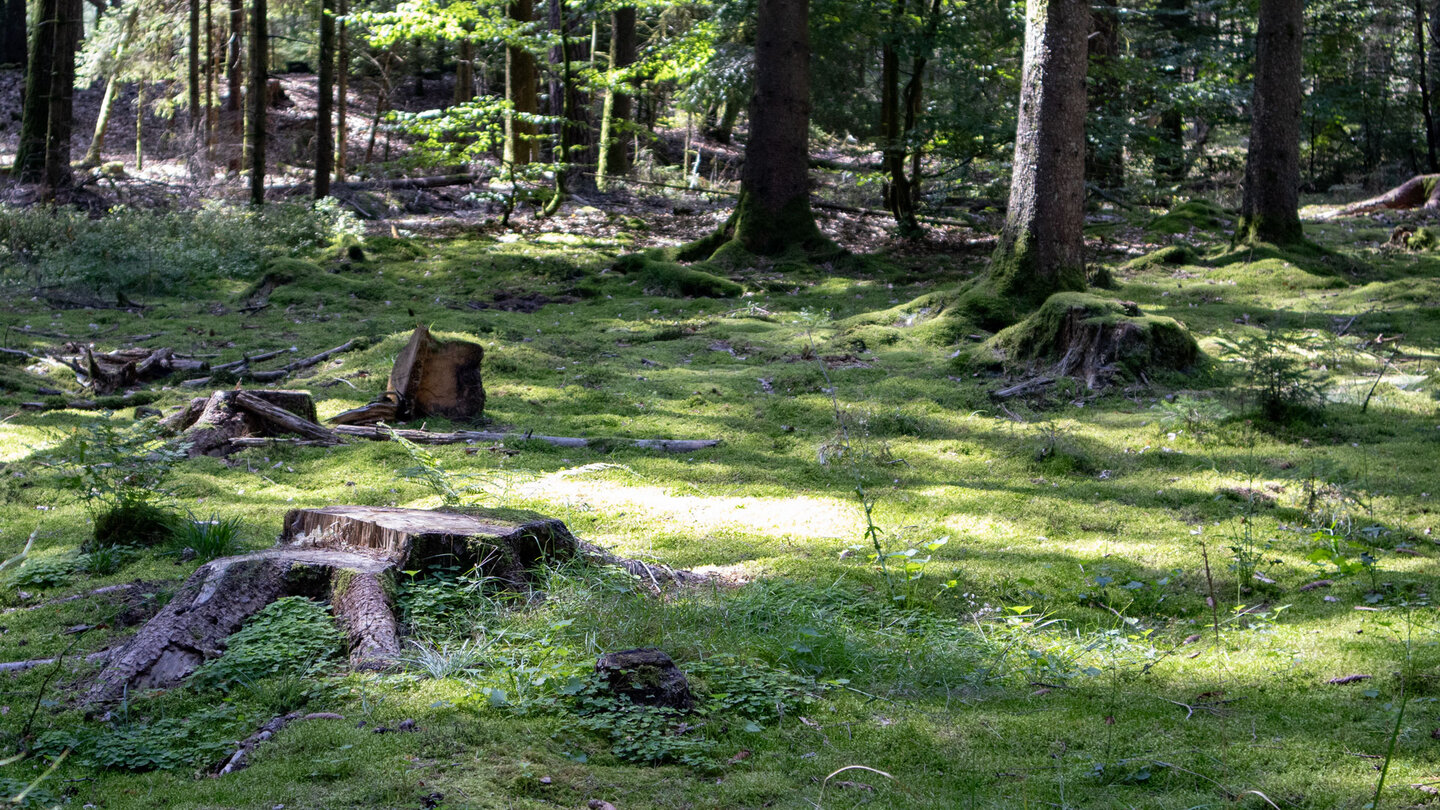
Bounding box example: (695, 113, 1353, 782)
(212, 711, 351, 775)
(333, 424, 720, 453)
(577, 540, 709, 589)
(994, 377, 1055, 398)
(0, 583, 135, 615)
(233, 391, 339, 444)
(183, 339, 362, 387)
(267, 173, 479, 196)
(0, 648, 112, 674)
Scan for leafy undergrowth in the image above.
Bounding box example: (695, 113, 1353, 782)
(0, 203, 1436, 808)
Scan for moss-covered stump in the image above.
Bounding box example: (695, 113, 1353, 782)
(976, 292, 1198, 388)
(594, 647, 694, 710)
(1146, 200, 1235, 235)
(1120, 245, 1198, 272)
(84, 507, 579, 704)
(161, 389, 329, 457)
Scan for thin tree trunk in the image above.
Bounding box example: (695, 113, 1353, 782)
(1416, 0, 1437, 171)
(1153, 0, 1189, 184)
(82, 4, 137, 168)
(43, 0, 81, 190)
(454, 38, 474, 103)
(14, 0, 59, 182)
(135, 81, 144, 169)
(189, 0, 201, 132)
(1086, 0, 1123, 189)
(314, 0, 334, 198)
(1429, 0, 1440, 164)
(249, 0, 266, 205)
(879, 0, 908, 229)
(0, 0, 25, 66)
(607, 6, 635, 175)
(986, 0, 1089, 309)
(205, 0, 215, 159)
(504, 0, 538, 167)
(226, 0, 242, 112)
(1237, 0, 1304, 244)
(335, 0, 347, 181)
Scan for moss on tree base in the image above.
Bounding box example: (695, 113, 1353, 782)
(966, 292, 1199, 388)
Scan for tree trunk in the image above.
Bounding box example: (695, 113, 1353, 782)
(1153, 0, 1189, 185)
(189, 0, 201, 133)
(558, 7, 592, 192)
(135, 81, 144, 169)
(454, 38, 474, 103)
(879, 0, 909, 231)
(14, 0, 58, 184)
(504, 0, 538, 167)
(226, 0, 242, 112)
(248, 0, 266, 205)
(314, 0, 334, 198)
(1237, 0, 1303, 245)
(731, 0, 824, 255)
(205, 0, 215, 159)
(43, 0, 79, 190)
(335, 0, 348, 181)
(986, 0, 1089, 310)
(82, 5, 137, 168)
(1086, 0, 1123, 189)
(0, 0, 25, 66)
(606, 6, 636, 176)
(1416, 0, 1437, 171)
(1430, 0, 1440, 166)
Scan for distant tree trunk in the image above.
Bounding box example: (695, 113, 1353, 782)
(1086, 0, 1123, 189)
(205, 0, 216, 158)
(607, 6, 635, 175)
(731, 0, 823, 255)
(14, 0, 81, 190)
(226, 0, 242, 112)
(335, 0, 348, 181)
(1430, 0, 1440, 165)
(189, 0, 201, 132)
(83, 4, 137, 168)
(248, 0, 266, 204)
(986, 0, 1089, 309)
(879, 0, 907, 229)
(556, 4, 592, 192)
(1153, 0, 1189, 185)
(504, 0, 537, 167)
(454, 38, 474, 103)
(1237, 0, 1303, 244)
(0, 0, 25, 66)
(1415, 0, 1437, 172)
(314, 0, 334, 198)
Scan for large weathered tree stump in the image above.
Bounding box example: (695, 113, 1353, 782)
(84, 506, 579, 704)
(161, 389, 333, 456)
(332, 326, 485, 425)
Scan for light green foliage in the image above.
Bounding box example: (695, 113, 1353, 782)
(189, 597, 345, 692)
(169, 514, 248, 561)
(1146, 199, 1234, 235)
(1219, 327, 1323, 421)
(0, 201, 359, 293)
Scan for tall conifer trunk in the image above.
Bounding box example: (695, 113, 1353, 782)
(1237, 0, 1304, 244)
(504, 0, 537, 167)
(315, 0, 334, 198)
(248, 0, 266, 204)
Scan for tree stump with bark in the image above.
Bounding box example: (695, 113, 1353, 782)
(84, 506, 579, 704)
(160, 389, 334, 457)
(332, 326, 485, 425)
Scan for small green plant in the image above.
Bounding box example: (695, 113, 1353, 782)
(234, 673, 326, 715)
(3, 553, 77, 591)
(388, 426, 532, 507)
(170, 514, 247, 561)
(79, 544, 130, 577)
(1151, 395, 1232, 440)
(1223, 329, 1322, 421)
(189, 597, 345, 692)
(398, 638, 494, 679)
(397, 564, 504, 639)
(41, 418, 186, 549)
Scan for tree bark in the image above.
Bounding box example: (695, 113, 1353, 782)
(1416, 0, 1437, 171)
(0, 0, 24, 66)
(226, 0, 242, 112)
(14, 0, 80, 188)
(732, 0, 824, 255)
(605, 6, 636, 177)
(1237, 0, 1304, 245)
(314, 0, 334, 198)
(83, 6, 139, 168)
(504, 0, 538, 167)
(248, 0, 267, 205)
(189, 0, 201, 133)
(1086, 0, 1123, 189)
(1153, 0, 1189, 185)
(987, 0, 1089, 308)
(335, 0, 348, 181)
(454, 38, 474, 103)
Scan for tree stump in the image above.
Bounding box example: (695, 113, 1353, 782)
(594, 648, 694, 710)
(332, 326, 485, 425)
(1337, 174, 1440, 217)
(84, 506, 578, 704)
(161, 389, 333, 456)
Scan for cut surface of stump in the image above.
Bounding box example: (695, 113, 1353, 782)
(161, 389, 330, 456)
(332, 326, 485, 425)
(85, 507, 576, 704)
(979, 292, 1199, 389)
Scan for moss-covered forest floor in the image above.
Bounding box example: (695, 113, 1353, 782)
(0, 195, 1436, 809)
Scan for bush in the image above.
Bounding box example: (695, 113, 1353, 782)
(0, 200, 361, 294)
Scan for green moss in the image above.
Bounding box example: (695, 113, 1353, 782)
(1147, 200, 1235, 235)
(615, 258, 743, 298)
(969, 291, 1198, 378)
(1120, 245, 1198, 272)
(1405, 227, 1439, 250)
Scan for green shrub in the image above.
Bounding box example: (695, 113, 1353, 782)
(93, 501, 178, 550)
(189, 597, 345, 692)
(0, 199, 360, 294)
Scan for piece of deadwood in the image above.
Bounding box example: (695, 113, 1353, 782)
(333, 424, 720, 453)
(594, 648, 694, 710)
(161, 389, 324, 457)
(332, 327, 483, 424)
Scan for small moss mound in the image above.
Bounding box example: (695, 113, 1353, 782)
(1121, 245, 1198, 272)
(1147, 200, 1234, 235)
(971, 292, 1198, 386)
(1405, 227, 1439, 250)
(91, 501, 179, 551)
(614, 255, 742, 298)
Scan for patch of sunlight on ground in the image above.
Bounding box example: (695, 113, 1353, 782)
(517, 473, 860, 539)
(0, 424, 53, 462)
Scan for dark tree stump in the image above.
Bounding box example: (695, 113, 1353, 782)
(161, 389, 329, 456)
(332, 326, 485, 425)
(594, 648, 694, 710)
(84, 507, 578, 704)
